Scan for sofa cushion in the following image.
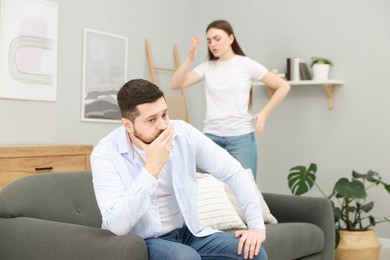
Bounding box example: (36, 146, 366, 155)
(197, 173, 247, 230)
(197, 169, 277, 231)
(225, 169, 277, 224)
(263, 223, 325, 259)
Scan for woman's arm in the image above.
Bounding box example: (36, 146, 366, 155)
(170, 37, 202, 89)
(253, 72, 291, 132)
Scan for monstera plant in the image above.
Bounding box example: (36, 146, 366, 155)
(287, 163, 390, 247)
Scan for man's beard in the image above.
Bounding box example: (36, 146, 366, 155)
(133, 127, 163, 145)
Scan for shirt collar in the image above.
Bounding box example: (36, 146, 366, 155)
(118, 126, 135, 159)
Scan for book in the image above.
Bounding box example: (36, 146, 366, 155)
(287, 57, 301, 81)
(293, 58, 301, 81)
(286, 58, 292, 80)
(299, 62, 312, 80)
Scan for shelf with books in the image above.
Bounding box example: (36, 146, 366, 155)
(253, 80, 344, 110)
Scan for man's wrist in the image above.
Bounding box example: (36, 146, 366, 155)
(144, 163, 160, 178)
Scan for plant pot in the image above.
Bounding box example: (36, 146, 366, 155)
(335, 230, 382, 260)
(312, 64, 330, 81)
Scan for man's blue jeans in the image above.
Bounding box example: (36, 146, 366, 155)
(145, 226, 267, 260)
(205, 132, 258, 179)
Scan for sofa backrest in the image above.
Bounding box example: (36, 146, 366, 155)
(0, 171, 102, 228)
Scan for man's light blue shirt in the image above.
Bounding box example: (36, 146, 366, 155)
(91, 120, 265, 238)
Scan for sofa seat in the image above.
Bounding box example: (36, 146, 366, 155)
(0, 171, 334, 260)
(264, 223, 324, 259)
(0, 217, 146, 260)
(225, 223, 324, 259)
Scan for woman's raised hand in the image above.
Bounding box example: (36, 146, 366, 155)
(189, 36, 200, 61)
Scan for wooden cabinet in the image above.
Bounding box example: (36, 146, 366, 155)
(0, 145, 93, 189)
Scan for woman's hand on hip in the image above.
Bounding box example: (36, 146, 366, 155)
(253, 112, 267, 133)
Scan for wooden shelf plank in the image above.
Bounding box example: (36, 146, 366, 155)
(254, 80, 344, 110)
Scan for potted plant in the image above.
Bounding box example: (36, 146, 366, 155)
(310, 57, 333, 81)
(287, 163, 390, 260)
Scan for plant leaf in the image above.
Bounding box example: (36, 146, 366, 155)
(335, 229, 340, 248)
(334, 178, 367, 199)
(287, 163, 317, 195)
(310, 57, 333, 67)
(384, 183, 390, 193)
(352, 170, 381, 183)
(361, 201, 374, 213)
(369, 215, 376, 226)
(334, 206, 342, 222)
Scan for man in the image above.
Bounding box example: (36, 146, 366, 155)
(91, 79, 267, 260)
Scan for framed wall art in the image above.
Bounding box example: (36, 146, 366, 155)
(81, 28, 128, 123)
(0, 0, 58, 101)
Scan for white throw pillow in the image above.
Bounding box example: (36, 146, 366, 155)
(225, 169, 278, 224)
(197, 173, 247, 230)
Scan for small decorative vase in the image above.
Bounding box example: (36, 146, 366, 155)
(312, 64, 330, 81)
(335, 230, 382, 260)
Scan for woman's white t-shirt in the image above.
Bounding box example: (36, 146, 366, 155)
(193, 55, 268, 136)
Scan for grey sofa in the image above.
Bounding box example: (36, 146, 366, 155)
(0, 171, 334, 260)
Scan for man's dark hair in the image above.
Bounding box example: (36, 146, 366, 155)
(117, 79, 164, 121)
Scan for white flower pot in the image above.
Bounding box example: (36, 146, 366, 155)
(312, 64, 331, 81)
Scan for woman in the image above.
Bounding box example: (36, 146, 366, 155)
(171, 20, 290, 178)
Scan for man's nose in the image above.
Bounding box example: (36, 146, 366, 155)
(157, 118, 169, 130)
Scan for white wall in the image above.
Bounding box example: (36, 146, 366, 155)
(198, 0, 390, 238)
(0, 0, 389, 238)
(0, 0, 203, 145)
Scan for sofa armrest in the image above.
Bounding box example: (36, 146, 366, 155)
(263, 193, 335, 260)
(0, 217, 147, 260)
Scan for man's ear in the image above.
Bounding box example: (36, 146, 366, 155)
(121, 118, 133, 133)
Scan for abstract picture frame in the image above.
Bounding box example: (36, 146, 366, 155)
(0, 0, 58, 101)
(81, 28, 128, 123)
